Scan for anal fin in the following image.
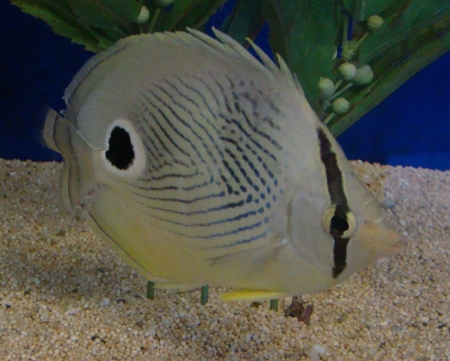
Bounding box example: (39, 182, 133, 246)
(220, 289, 287, 301)
(154, 283, 204, 292)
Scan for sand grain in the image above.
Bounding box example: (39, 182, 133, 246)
(0, 159, 449, 360)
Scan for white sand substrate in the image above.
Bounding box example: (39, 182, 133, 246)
(0, 159, 449, 360)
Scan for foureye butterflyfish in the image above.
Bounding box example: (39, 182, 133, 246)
(43, 28, 405, 301)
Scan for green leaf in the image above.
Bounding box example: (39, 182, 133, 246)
(262, 0, 339, 112)
(100, 0, 141, 24)
(69, 0, 138, 30)
(399, 0, 450, 28)
(341, 0, 393, 20)
(11, 0, 101, 51)
(359, 1, 450, 64)
(12, 0, 143, 50)
(84, 26, 121, 50)
(71, 1, 121, 28)
(329, 13, 450, 136)
(13, 0, 73, 21)
(157, 0, 228, 31)
(222, 0, 263, 44)
(102, 26, 128, 42)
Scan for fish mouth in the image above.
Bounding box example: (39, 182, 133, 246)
(379, 231, 406, 257)
(357, 216, 406, 258)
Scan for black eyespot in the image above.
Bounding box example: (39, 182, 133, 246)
(105, 126, 135, 170)
(330, 215, 349, 233)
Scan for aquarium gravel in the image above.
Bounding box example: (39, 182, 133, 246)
(0, 159, 449, 360)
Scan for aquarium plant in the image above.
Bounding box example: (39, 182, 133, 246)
(11, 0, 450, 136)
(10, 0, 450, 306)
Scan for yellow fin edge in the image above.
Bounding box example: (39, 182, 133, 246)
(220, 289, 287, 301)
(153, 283, 203, 292)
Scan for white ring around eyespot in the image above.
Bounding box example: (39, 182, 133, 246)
(100, 119, 146, 178)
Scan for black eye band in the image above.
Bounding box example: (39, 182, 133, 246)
(317, 127, 351, 279)
(331, 214, 349, 233)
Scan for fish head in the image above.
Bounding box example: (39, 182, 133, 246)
(317, 163, 405, 284)
(338, 192, 406, 278)
(286, 127, 405, 289)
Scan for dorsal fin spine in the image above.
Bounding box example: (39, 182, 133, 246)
(245, 37, 279, 74)
(63, 28, 304, 109)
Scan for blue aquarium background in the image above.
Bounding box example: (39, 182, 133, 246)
(1, 1, 449, 170)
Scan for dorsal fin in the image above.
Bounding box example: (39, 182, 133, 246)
(63, 28, 303, 107)
(63, 42, 126, 104)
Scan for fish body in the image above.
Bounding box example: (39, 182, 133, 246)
(44, 29, 404, 300)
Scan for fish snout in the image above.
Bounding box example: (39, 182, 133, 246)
(378, 228, 406, 257)
(358, 218, 406, 257)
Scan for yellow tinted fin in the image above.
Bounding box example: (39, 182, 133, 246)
(86, 212, 170, 283)
(154, 283, 203, 292)
(220, 289, 287, 301)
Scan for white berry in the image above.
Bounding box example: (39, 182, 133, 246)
(319, 78, 335, 99)
(136, 6, 150, 24)
(368, 15, 384, 30)
(156, 0, 176, 6)
(332, 98, 350, 114)
(353, 65, 374, 85)
(339, 63, 357, 81)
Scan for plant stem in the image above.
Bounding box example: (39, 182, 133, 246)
(149, 8, 161, 33)
(342, 16, 349, 51)
(269, 299, 278, 311)
(138, 0, 144, 32)
(201, 285, 209, 305)
(324, 112, 336, 125)
(321, 99, 331, 112)
(331, 83, 353, 100)
(351, 32, 368, 52)
(147, 281, 155, 300)
(334, 79, 343, 92)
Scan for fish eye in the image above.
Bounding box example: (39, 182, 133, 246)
(330, 214, 349, 232)
(106, 126, 135, 170)
(322, 206, 358, 238)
